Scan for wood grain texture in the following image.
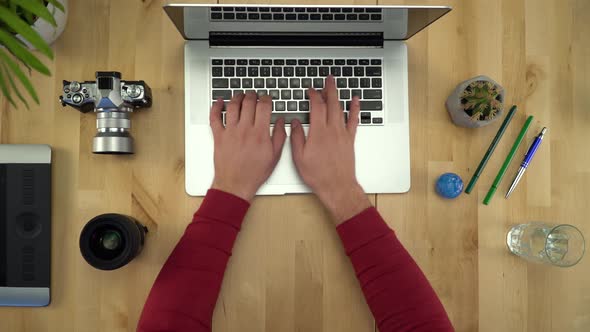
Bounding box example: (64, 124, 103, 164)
(0, 0, 588, 331)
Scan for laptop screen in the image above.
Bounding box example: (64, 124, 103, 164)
(164, 4, 451, 41)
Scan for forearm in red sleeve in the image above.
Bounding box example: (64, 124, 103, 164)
(337, 207, 454, 332)
(137, 189, 250, 332)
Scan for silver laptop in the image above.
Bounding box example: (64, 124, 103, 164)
(164, 4, 451, 196)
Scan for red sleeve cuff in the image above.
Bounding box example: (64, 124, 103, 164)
(336, 207, 393, 256)
(193, 189, 251, 230)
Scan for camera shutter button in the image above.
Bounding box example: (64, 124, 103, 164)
(72, 93, 84, 104)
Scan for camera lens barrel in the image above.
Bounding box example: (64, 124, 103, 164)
(93, 111, 134, 154)
(79, 214, 147, 271)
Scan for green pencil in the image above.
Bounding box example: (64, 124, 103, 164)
(465, 105, 518, 194)
(483, 115, 534, 205)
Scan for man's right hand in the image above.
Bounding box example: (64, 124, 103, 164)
(290, 76, 371, 225)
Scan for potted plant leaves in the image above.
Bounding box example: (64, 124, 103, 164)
(0, 0, 67, 109)
(446, 75, 505, 128)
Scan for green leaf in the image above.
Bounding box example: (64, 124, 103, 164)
(0, 29, 51, 76)
(45, 0, 65, 13)
(0, 48, 39, 104)
(0, 6, 53, 59)
(0, 64, 17, 108)
(2, 62, 29, 109)
(10, 0, 57, 27)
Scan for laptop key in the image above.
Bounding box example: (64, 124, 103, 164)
(283, 7, 294, 12)
(290, 78, 300, 88)
(310, 14, 321, 20)
(340, 89, 351, 99)
(248, 67, 258, 76)
(224, 67, 235, 77)
(354, 66, 364, 76)
(366, 8, 382, 13)
(274, 13, 285, 20)
(269, 89, 280, 99)
(212, 59, 223, 65)
(212, 90, 232, 100)
(330, 8, 341, 12)
(299, 101, 309, 111)
(360, 78, 371, 88)
(372, 117, 383, 124)
(211, 13, 222, 19)
(286, 59, 297, 65)
(351, 89, 362, 98)
(242, 78, 253, 88)
(257, 90, 268, 97)
(304, 90, 310, 99)
(371, 14, 382, 20)
(298, 14, 309, 20)
(346, 59, 357, 65)
(335, 59, 345, 65)
(287, 101, 298, 111)
(301, 78, 312, 88)
(259, 7, 270, 12)
(262, 59, 273, 65)
(307, 8, 318, 12)
(359, 14, 370, 20)
(313, 78, 324, 88)
(266, 78, 277, 88)
(322, 14, 333, 20)
(307, 67, 318, 77)
(293, 89, 304, 100)
(371, 59, 382, 65)
(360, 101, 382, 111)
(260, 67, 271, 77)
(349, 78, 359, 88)
(310, 59, 321, 65)
(224, 13, 235, 19)
(271, 112, 310, 124)
(322, 59, 333, 65)
(330, 67, 341, 76)
(273, 59, 285, 65)
(336, 78, 347, 88)
(224, 59, 235, 65)
(248, 13, 260, 19)
(230, 78, 241, 88)
(354, 8, 364, 13)
(271, 7, 282, 12)
(236, 67, 247, 77)
(278, 78, 289, 88)
(254, 78, 265, 88)
(233, 89, 244, 96)
(271, 66, 282, 77)
(343, 67, 353, 76)
(212, 78, 229, 88)
(363, 89, 382, 99)
(237, 59, 248, 65)
(284, 67, 294, 77)
(275, 101, 286, 111)
(359, 59, 370, 65)
(236, 13, 247, 20)
(319, 8, 329, 12)
(295, 67, 306, 77)
(361, 112, 371, 124)
(281, 90, 291, 100)
(247, 7, 258, 12)
(342, 8, 353, 13)
(235, 7, 246, 12)
(366, 67, 382, 76)
(334, 14, 345, 20)
(298, 59, 309, 65)
(347, 14, 357, 20)
(295, 7, 306, 12)
(249, 59, 260, 65)
(212, 67, 223, 77)
(286, 14, 297, 20)
(372, 78, 382, 88)
(319, 67, 330, 76)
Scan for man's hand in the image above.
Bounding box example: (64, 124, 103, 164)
(290, 76, 371, 225)
(210, 92, 286, 202)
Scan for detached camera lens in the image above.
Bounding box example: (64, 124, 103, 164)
(80, 214, 147, 270)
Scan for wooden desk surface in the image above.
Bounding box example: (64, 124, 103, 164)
(1, 0, 589, 331)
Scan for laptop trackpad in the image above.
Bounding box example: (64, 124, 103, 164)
(266, 142, 302, 185)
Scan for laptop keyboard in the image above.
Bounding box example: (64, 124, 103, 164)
(211, 58, 384, 126)
(210, 7, 383, 22)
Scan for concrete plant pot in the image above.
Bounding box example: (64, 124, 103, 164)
(445, 75, 505, 128)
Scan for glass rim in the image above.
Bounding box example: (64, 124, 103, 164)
(545, 224, 585, 267)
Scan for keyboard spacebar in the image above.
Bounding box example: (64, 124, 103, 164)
(271, 113, 310, 124)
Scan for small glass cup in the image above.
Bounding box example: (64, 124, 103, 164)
(506, 222, 585, 267)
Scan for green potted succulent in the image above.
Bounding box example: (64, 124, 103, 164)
(446, 75, 505, 128)
(0, 0, 67, 109)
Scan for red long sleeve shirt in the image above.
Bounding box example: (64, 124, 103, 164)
(137, 189, 453, 332)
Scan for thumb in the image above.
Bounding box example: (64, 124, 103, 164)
(290, 119, 306, 166)
(271, 117, 287, 162)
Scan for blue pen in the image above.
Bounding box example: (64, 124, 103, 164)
(505, 127, 548, 198)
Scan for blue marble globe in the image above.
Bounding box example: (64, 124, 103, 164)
(435, 173, 464, 199)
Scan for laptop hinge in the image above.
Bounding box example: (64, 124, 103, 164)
(209, 32, 383, 47)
